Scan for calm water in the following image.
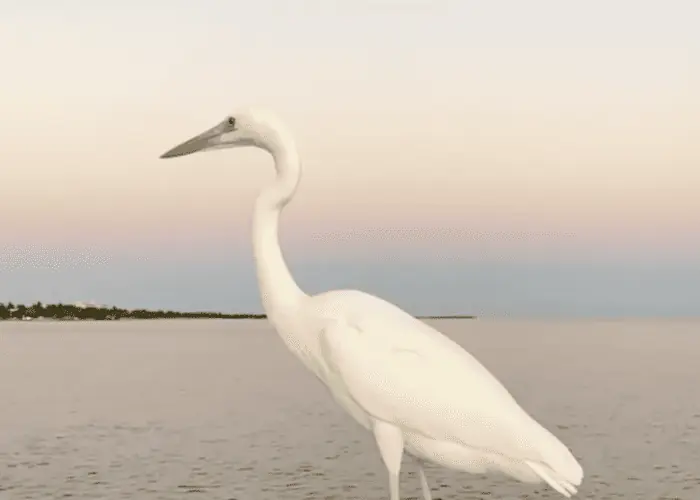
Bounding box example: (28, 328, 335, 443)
(1, 319, 699, 499)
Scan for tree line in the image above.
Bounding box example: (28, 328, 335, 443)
(0, 302, 265, 321)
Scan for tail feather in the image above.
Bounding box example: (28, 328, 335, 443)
(526, 460, 580, 497)
(525, 419, 584, 494)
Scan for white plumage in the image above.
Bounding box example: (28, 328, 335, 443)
(160, 108, 583, 499)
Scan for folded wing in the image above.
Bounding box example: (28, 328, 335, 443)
(318, 308, 581, 487)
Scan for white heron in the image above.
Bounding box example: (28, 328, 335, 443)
(160, 108, 583, 499)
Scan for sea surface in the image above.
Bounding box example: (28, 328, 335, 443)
(1, 319, 699, 499)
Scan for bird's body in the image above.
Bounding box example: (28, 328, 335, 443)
(160, 108, 583, 499)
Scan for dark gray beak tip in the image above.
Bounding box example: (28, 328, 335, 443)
(159, 147, 182, 159)
(159, 124, 221, 160)
(159, 148, 189, 159)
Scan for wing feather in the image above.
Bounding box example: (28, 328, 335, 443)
(319, 314, 564, 466)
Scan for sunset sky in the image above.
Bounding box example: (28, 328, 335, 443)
(1, 1, 698, 316)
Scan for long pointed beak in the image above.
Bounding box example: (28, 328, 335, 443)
(160, 123, 224, 159)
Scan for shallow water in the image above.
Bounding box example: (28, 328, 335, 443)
(1, 318, 699, 499)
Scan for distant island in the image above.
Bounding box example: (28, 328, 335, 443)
(0, 302, 475, 321)
(0, 302, 264, 321)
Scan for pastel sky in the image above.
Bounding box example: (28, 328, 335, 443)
(1, 1, 699, 316)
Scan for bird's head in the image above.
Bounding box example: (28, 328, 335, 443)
(160, 107, 288, 159)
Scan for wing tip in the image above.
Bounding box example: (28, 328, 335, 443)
(526, 460, 581, 497)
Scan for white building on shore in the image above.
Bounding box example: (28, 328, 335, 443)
(74, 300, 107, 309)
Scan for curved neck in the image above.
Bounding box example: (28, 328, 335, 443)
(253, 138, 306, 321)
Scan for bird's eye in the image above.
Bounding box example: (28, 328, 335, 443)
(227, 117, 236, 127)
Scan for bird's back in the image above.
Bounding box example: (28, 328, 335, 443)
(310, 288, 517, 397)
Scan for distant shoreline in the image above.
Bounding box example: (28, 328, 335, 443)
(0, 302, 474, 321)
(1, 316, 476, 321)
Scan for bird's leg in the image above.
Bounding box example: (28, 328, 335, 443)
(417, 464, 433, 500)
(373, 421, 404, 500)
